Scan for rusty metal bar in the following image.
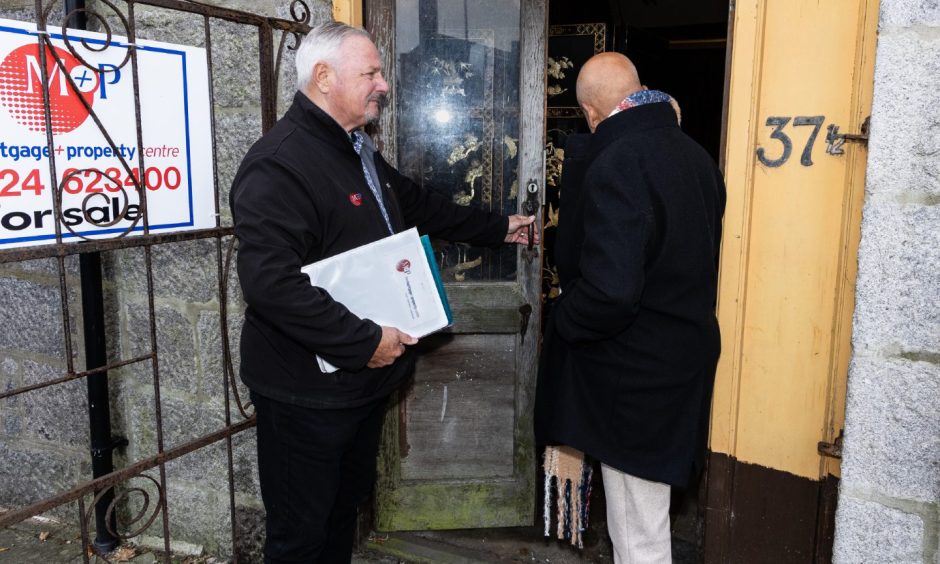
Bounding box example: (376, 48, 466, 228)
(133, 0, 271, 26)
(222, 237, 252, 419)
(0, 226, 234, 263)
(0, 354, 155, 401)
(126, 1, 150, 235)
(77, 496, 92, 564)
(0, 418, 256, 529)
(34, 2, 64, 246)
(199, 11, 242, 560)
(131, 0, 312, 35)
(122, 2, 172, 556)
(258, 22, 277, 132)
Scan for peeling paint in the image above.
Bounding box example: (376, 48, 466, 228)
(440, 385, 448, 422)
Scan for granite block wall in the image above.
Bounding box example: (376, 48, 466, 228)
(833, 2, 940, 563)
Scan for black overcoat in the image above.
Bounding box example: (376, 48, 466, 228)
(535, 102, 726, 487)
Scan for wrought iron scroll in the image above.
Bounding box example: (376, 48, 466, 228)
(0, 1, 312, 562)
(41, 0, 144, 241)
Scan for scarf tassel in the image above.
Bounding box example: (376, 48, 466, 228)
(543, 445, 593, 548)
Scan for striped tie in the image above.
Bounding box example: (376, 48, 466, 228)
(352, 131, 394, 234)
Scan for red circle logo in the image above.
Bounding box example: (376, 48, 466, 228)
(396, 259, 411, 274)
(0, 43, 98, 134)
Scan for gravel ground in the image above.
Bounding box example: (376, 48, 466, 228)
(1, 516, 700, 563)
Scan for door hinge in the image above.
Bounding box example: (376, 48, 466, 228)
(519, 303, 533, 343)
(825, 116, 870, 155)
(818, 428, 844, 459)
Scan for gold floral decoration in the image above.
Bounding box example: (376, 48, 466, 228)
(545, 141, 565, 190)
(453, 160, 483, 206)
(503, 135, 518, 159)
(545, 202, 560, 230)
(428, 57, 473, 97)
(447, 133, 481, 165)
(546, 56, 574, 97)
(543, 265, 561, 300)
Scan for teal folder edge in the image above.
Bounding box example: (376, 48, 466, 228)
(421, 235, 453, 326)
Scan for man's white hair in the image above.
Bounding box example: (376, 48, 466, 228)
(295, 20, 372, 91)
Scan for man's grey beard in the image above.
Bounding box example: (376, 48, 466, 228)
(366, 93, 389, 123)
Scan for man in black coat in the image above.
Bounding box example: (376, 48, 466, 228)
(230, 21, 537, 563)
(535, 53, 726, 563)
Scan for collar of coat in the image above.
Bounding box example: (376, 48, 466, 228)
(590, 101, 680, 156)
(286, 91, 361, 155)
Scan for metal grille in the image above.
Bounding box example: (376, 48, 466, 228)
(0, 1, 311, 561)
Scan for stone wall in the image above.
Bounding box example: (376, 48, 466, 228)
(0, 0, 87, 529)
(0, 0, 331, 559)
(833, 2, 940, 563)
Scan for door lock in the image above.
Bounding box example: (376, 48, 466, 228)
(522, 179, 541, 264)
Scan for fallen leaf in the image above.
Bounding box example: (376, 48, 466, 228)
(0, 547, 9, 552)
(109, 545, 138, 562)
(38, 530, 50, 542)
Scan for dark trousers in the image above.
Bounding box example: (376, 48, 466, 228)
(252, 392, 388, 563)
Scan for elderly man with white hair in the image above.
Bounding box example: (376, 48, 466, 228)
(230, 21, 537, 563)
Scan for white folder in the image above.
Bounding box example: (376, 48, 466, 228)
(301, 227, 453, 373)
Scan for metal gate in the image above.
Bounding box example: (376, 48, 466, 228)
(0, 1, 311, 561)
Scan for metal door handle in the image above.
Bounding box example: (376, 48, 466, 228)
(522, 179, 540, 262)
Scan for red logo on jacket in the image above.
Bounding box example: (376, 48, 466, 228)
(396, 259, 411, 274)
(349, 193, 363, 206)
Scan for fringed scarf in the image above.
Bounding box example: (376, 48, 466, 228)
(543, 445, 594, 548)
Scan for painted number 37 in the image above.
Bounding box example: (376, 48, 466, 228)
(756, 115, 826, 167)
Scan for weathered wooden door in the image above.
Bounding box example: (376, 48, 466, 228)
(367, 0, 546, 530)
(706, 0, 878, 560)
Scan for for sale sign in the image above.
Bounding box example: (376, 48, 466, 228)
(0, 18, 214, 250)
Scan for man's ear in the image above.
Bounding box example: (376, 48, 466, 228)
(312, 62, 332, 93)
(582, 103, 602, 132)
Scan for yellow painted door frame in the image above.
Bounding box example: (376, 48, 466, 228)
(714, 0, 878, 481)
(706, 0, 879, 559)
(333, 0, 364, 27)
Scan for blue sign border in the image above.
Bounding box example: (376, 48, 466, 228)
(0, 23, 198, 246)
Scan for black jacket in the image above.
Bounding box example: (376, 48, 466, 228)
(535, 102, 726, 487)
(230, 93, 508, 408)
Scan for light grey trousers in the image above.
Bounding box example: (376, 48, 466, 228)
(601, 464, 672, 564)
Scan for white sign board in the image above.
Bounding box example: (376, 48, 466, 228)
(0, 18, 214, 250)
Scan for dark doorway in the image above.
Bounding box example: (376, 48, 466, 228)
(546, 0, 728, 158)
